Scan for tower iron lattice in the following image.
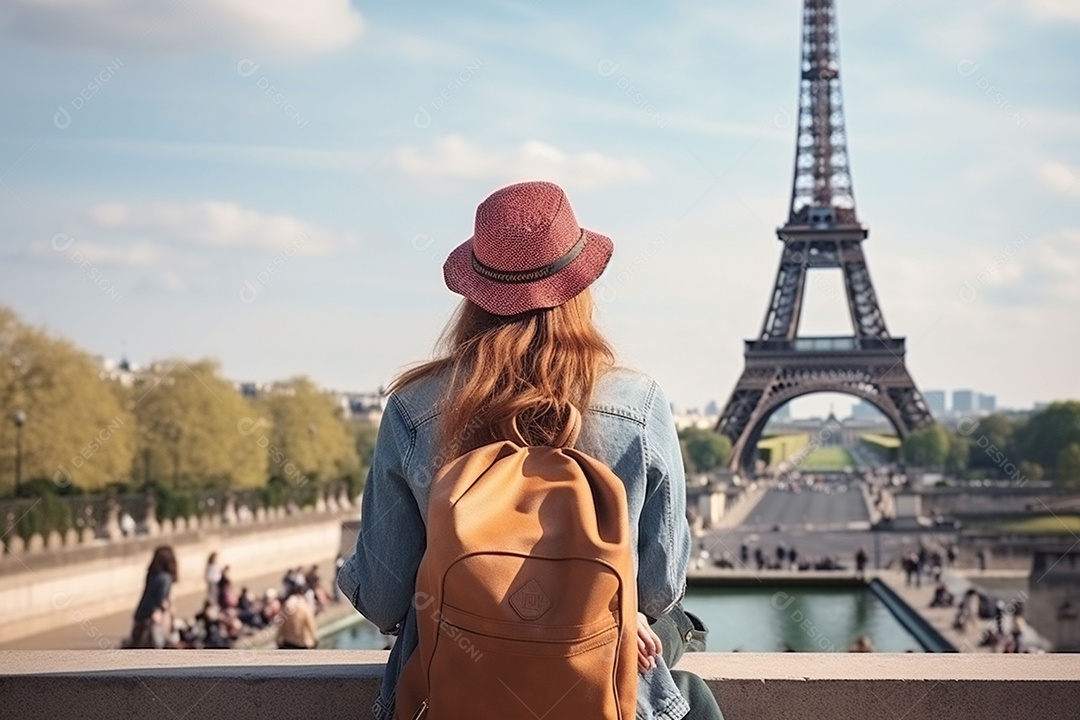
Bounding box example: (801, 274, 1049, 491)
(717, 0, 932, 472)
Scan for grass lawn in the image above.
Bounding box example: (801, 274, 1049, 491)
(801, 446, 855, 471)
(758, 433, 810, 465)
(859, 432, 901, 449)
(999, 515, 1080, 534)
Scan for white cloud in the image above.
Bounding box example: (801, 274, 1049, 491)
(1026, 0, 1080, 22)
(0, 0, 364, 55)
(28, 200, 354, 276)
(26, 237, 167, 268)
(25, 200, 355, 295)
(1038, 160, 1080, 198)
(1021, 230, 1080, 304)
(948, 228, 1080, 308)
(70, 240, 168, 268)
(393, 135, 648, 191)
(74, 200, 354, 255)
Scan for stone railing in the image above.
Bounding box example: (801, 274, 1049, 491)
(0, 651, 1076, 720)
(0, 486, 355, 567)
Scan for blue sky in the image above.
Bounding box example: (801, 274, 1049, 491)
(0, 0, 1077, 417)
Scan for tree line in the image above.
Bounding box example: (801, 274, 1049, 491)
(901, 404, 1080, 487)
(678, 426, 733, 476)
(0, 306, 376, 500)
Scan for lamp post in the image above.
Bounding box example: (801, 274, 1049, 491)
(12, 410, 26, 496)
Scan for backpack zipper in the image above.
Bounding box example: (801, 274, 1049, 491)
(411, 699, 429, 720)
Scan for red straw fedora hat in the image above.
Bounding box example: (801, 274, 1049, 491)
(443, 181, 613, 316)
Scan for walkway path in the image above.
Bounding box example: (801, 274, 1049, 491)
(874, 568, 1042, 653)
(713, 483, 768, 531)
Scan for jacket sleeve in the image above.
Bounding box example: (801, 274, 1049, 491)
(637, 381, 691, 619)
(337, 395, 426, 634)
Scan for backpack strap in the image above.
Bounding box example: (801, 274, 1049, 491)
(498, 405, 582, 448)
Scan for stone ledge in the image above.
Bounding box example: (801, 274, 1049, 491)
(2, 652, 1078, 720)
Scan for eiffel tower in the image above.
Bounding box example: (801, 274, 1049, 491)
(717, 0, 932, 472)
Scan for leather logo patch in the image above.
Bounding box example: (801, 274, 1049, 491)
(509, 579, 552, 620)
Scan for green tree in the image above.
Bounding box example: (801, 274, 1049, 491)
(945, 432, 970, 475)
(132, 359, 266, 489)
(1013, 402, 1080, 486)
(0, 306, 136, 494)
(257, 377, 360, 486)
(1018, 460, 1044, 484)
(966, 414, 1017, 475)
(678, 427, 732, 474)
(349, 421, 378, 496)
(901, 425, 950, 469)
(1057, 443, 1080, 489)
(354, 422, 377, 471)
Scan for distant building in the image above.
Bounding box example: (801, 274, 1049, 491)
(704, 400, 719, 416)
(673, 410, 716, 431)
(338, 391, 385, 424)
(924, 390, 947, 417)
(772, 403, 792, 420)
(96, 354, 139, 388)
(953, 390, 975, 414)
(978, 393, 997, 412)
(235, 381, 276, 398)
(851, 400, 880, 419)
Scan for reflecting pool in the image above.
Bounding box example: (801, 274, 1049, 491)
(682, 586, 924, 652)
(322, 585, 924, 652)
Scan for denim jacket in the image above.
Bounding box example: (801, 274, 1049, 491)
(338, 366, 692, 720)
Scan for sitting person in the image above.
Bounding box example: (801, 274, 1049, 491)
(277, 589, 319, 650)
(930, 582, 954, 608)
(195, 601, 232, 649)
(237, 587, 265, 628)
(337, 182, 723, 720)
(261, 588, 282, 626)
(953, 589, 979, 632)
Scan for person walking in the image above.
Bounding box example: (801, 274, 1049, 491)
(338, 181, 721, 720)
(129, 545, 178, 649)
(854, 547, 868, 581)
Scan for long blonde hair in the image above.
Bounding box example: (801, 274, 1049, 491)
(393, 289, 614, 458)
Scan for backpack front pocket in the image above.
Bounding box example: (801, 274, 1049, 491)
(426, 605, 622, 719)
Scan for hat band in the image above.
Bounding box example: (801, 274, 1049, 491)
(471, 229, 588, 284)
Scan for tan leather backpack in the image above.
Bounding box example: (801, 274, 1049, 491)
(393, 406, 638, 720)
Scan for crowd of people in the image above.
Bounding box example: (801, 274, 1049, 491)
(950, 589, 1032, 653)
(693, 540, 852, 573)
(126, 545, 342, 650)
(894, 541, 1032, 653)
(897, 541, 959, 587)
